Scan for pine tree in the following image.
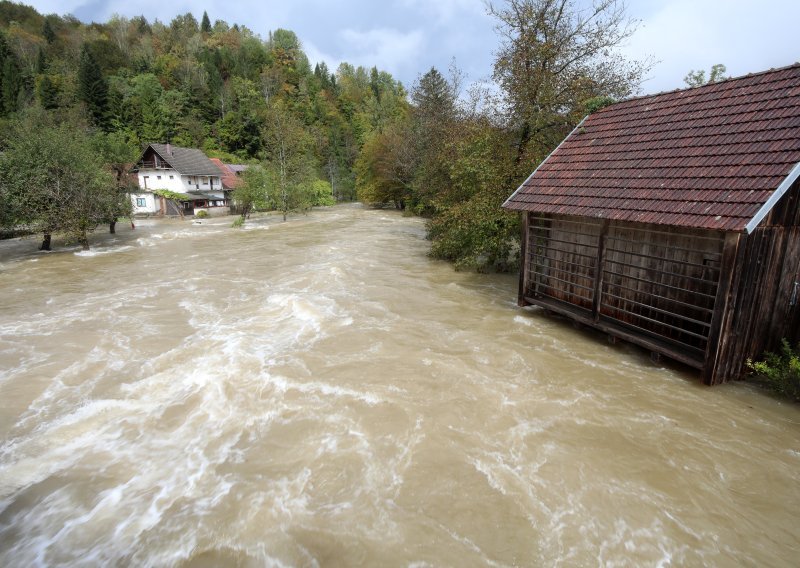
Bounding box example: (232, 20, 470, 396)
(78, 45, 109, 129)
(201, 11, 211, 33)
(42, 19, 56, 44)
(38, 75, 59, 109)
(36, 47, 46, 73)
(1, 57, 22, 116)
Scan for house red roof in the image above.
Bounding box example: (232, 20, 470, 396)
(209, 158, 243, 190)
(503, 63, 800, 232)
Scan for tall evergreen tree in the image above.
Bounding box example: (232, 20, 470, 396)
(42, 18, 56, 43)
(201, 11, 211, 34)
(37, 75, 58, 109)
(1, 56, 21, 116)
(35, 47, 46, 73)
(78, 45, 109, 129)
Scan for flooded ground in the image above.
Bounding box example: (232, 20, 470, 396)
(1, 204, 798, 566)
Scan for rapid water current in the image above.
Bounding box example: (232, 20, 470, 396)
(0, 205, 798, 566)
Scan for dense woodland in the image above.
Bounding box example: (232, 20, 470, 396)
(0, 0, 646, 268)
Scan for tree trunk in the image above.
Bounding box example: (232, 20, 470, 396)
(40, 233, 51, 251)
(80, 230, 89, 251)
(109, 220, 117, 234)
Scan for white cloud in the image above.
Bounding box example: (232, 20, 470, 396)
(624, 0, 800, 94)
(338, 27, 426, 78)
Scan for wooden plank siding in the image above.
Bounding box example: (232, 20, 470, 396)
(522, 213, 725, 363)
(521, 213, 725, 374)
(519, 179, 800, 385)
(706, 180, 800, 384)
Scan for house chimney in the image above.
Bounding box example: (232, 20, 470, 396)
(166, 143, 172, 156)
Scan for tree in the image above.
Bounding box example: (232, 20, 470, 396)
(409, 66, 458, 213)
(1, 54, 21, 115)
(92, 131, 137, 232)
(201, 11, 212, 34)
(232, 164, 271, 223)
(488, 0, 648, 165)
(684, 64, 728, 87)
(0, 110, 117, 250)
(42, 18, 55, 44)
(355, 120, 415, 208)
(78, 44, 109, 129)
(37, 74, 58, 109)
(261, 102, 315, 220)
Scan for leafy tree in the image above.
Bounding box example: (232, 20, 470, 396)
(261, 102, 315, 220)
(232, 164, 270, 223)
(92, 130, 137, 232)
(77, 44, 109, 129)
(684, 63, 728, 87)
(0, 109, 118, 250)
(311, 179, 335, 206)
(489, 0, 647, 165)
(355, 120, 415, 208)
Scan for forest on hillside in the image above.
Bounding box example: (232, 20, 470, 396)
(0, 0, 647, 269)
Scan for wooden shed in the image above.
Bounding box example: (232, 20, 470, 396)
(503, 64, 800, 385)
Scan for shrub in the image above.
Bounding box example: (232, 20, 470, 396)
(195, 210, 209, 218)
(747, 339, 800, 401)
(231, 216, 244, 228)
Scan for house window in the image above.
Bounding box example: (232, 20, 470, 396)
(169, 175, 174, 180)
(157, 175, 162, 180)
(143, 175, 149, 188)
(202, 177, 209, 185)
(136, 198, 146, 207)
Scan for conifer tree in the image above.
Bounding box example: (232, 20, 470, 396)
(36, 47, 46, 73)
(78, 45, 109, 129)
(42, 19, 56, 44)
(1, 56, 21, 116)
(201, 11, 212, 34)
(37, 75, 58, 109)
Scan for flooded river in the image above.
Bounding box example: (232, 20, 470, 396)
(1, 205, 798, 566)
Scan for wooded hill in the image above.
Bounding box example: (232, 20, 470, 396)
(0, 0, 646, 270)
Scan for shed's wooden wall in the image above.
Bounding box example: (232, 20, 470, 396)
(704, 180, 800, 384)
(523, 214, 725, 367)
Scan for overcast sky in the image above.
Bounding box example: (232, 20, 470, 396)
(22, 0, 800, 96)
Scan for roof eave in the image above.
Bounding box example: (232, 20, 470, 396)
(502, 115, 589, 210)
(744, 161, 800, 234)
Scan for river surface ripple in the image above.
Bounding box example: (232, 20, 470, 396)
(0, 205, 798, 567)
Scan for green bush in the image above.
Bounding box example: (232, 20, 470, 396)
(231, 216, 244, 228)
(195, 210, 209, 218)
(747, 339, 800, 401)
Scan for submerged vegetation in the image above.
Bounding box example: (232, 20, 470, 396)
(0, 0, 647, 265)
(747, 340, 800, 402)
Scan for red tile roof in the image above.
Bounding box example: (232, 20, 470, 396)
(209, 158, 243, 190)
(503, 63, 800, 232)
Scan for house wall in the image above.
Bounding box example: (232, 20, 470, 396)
(130, 192, 159, 214)
(137, 169, 222, 194)
(137, 169, 185, 193)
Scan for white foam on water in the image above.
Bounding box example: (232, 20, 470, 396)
(73, 245, 135, 257)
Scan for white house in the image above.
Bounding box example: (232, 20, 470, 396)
(131, 143, 228, 215)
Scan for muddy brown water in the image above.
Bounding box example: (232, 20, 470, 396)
(0, 205, 798, 566)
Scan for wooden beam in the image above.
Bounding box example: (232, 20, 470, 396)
(518, 212, 530, 306)
(592, 220, 610, 321)
(702, 232, 743, 384)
